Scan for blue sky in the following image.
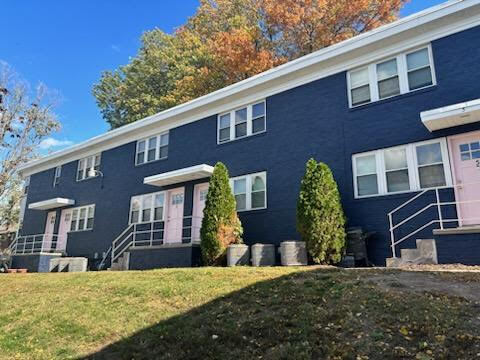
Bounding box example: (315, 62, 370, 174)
(1, 0, 445, 151)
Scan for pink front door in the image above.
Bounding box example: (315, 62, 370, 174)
(164, 187, 185, 244)
(44, 211, 56, 250)
(57, 209, 72, 251)
(449, 132, 480, 226)
(192, 183, 209, 242)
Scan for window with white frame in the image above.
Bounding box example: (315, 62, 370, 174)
(77, 154, 101, 181)
(231, 172, 267, 211)
(352, 139, 451, 198)
(130, 191, 165, 224)
(70, 205, 95, 232)
(348, 46, 435, 107)
(136, 132, 169, 165)
(53, 166, 62, 187)
(218, 101, 266, 143)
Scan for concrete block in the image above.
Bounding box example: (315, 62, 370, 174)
(400, 248, 421, 262)
(251, 244, 275, 266)
(386, 257, 403, 268)
(227, 244, 250, 266)
(416, 239, 438, 264)
(49, 257, 88, 272)
(280, 241, 308, 266)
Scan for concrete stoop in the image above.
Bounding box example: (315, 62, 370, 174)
(110, 252, 130, 271)
(386, 239, 438, 267)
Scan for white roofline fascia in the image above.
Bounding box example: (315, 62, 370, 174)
(28, 198, 75, 210)
(421, 98, 480, 122)
(18, 0, 480, 176)
(144, 164, 214, 186)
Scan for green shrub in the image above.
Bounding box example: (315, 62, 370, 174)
(200, 162, 243, 265)
(297, 159, 346, 264)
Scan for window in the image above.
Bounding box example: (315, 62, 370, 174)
(130, 191, 165, 224)
(347, 45, 435, 107)
(353, 139, 451, 198)
(218, 101, 266, 143)
(459, 141, 480, 161)
(230, 172, 267, 211)
(136, 132, 169, 165)
(53, 166, 62, 187)
(77, 154, 101, 181)
(350, 68, 371, 106)
(70, 205, 95, 232)
(377, 58, 400, 99)
(406, 48, 433, 91)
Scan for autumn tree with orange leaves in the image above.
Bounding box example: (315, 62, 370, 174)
(94, 0, 407, 129)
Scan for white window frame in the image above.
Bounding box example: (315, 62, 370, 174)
(69, 205, 95, 232)
(352, 138, 452, 199)
(347, 45, 436, 108)
(217, 100, 266, 144)
(53, 166, 62, 187)
(129, 191, 166, 224)
(135, 132, 169, 165)
(230, 172, 267, 212)
(77, 154, 101, 181)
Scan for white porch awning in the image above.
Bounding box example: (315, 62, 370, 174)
(421, 98, 480, 132)
(28, 198, 75, 210)
(144, 164, 214, 187)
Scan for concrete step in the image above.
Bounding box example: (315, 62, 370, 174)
(388, 239, 438, 267)
(416, 239, 438, 263)
(400, 248, 421, 262)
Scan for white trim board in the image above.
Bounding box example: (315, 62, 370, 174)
(144, 164, 214, 187)
(421, 98, 480, 131)
(18, 0, 480, 177)
(28, 198, 75, 210)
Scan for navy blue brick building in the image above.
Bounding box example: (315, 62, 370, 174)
(12, 0, 480, 271)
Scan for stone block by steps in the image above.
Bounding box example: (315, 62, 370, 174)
(416, 239, 438, 263)
(400, 248, 421, 262)
(386, 257, 403, 267)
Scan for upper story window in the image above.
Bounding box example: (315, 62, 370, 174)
(136, 132, 169, 165)
(53, 166, 61, 187)
(77, 154, 101, 181)
(348, 46, 435, 107)
(352, 138, 451, 198)
(218, 101, 266, 144)
(70, 205, 95, 232)
(230, 172, 267, 211)
(130, 191, 165, 224)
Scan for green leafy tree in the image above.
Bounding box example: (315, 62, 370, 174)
(200, 162, 243, 265)
(93, 0, 407, 129)
(297, 159, 346, 264)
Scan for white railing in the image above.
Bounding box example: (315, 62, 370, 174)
(111, 216, 203, 264)
(9, 234, 66, 255)
(388, 181, 480, 258)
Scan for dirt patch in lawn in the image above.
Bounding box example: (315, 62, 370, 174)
(366, 270, 480, 302)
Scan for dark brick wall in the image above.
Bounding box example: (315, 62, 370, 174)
(128, 245, 201, 270)
(22, 25, 480, 266)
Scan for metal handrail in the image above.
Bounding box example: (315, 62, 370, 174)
(388, 181, 480, 258)
(10, 233, 65, 255)
(110, 216, 204, 265)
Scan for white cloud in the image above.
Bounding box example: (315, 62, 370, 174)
(39, 137, 74, 150)
(111, 44, 121, 52)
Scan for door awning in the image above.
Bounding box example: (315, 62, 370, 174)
(421, 98, 480, 132)
(144, 164, 214, 187)
(28, 198, 75, 210)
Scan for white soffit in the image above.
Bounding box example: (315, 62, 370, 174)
(28, 198, 75, 210)
(421, 98, 480, 132)
(17, 0, 480, 176)
(144, 164, 214, 187)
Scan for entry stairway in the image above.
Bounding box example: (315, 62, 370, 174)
(386, 239, 438, 267)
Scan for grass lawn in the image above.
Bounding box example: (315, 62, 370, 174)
(1, 267, 479, 359)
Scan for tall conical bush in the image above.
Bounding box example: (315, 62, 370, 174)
(200, 162, 243, 265)
(297, 159, 346, 264)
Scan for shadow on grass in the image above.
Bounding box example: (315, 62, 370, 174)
(79, 268, 479, 360)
